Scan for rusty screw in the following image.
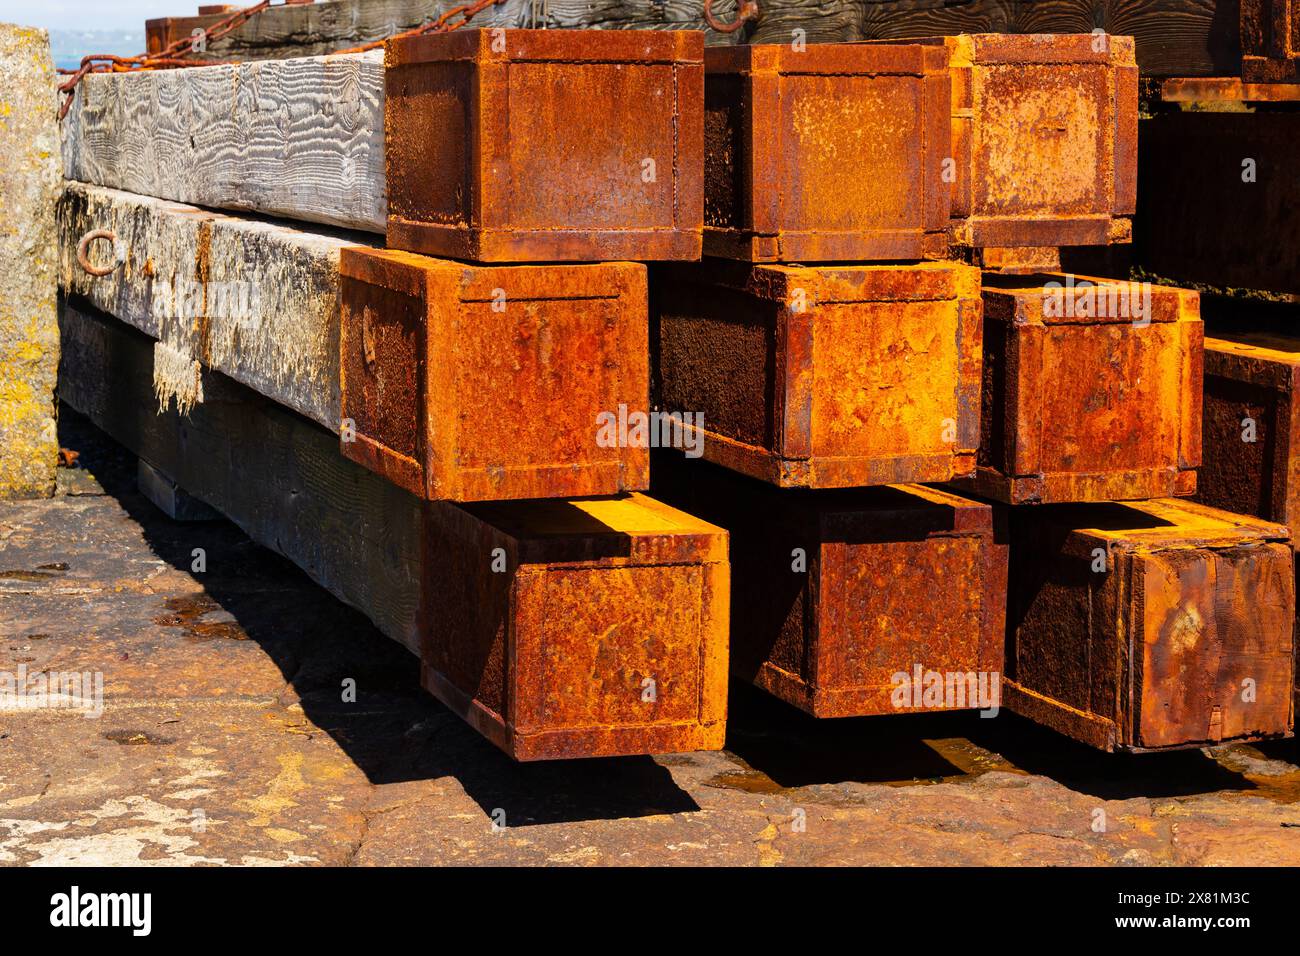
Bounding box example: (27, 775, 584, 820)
(703, 0, 759, 34)
(76, 230, 124, 277)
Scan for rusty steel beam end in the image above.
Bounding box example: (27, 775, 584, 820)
(386, 28, 703, 263)
(956, 273, 1203, 505)
(339, 246, 650, 503)
(421, 493, 729, 760)
(1006, 499, 1294, 752)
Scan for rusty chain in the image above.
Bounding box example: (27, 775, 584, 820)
(57, 0, 508, 120)
(58, 0, 761, 121)
(703, 0, 760, 34)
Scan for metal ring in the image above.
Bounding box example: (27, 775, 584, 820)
(76, 230, 124, 277)
(703, 0, 759, 34)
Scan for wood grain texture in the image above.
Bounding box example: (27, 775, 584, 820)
(151, 0, 448, 60)
(143, 0, 1233, 75)
(58, 297, 424, 655)
(66, 7, 1230, 235)
(57, 182, 380, 431)
(61, 51, 386, 233)
(855, 0, 1239, 77)
(150, 0, 748, 59)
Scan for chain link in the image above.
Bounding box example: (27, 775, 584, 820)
(57, 0, 508, 119)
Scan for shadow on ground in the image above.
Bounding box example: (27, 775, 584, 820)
(53, 405, 1300, 825)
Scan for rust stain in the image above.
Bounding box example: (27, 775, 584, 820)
(193, 218, 214, 367)
(102, 729, 176, 746)
(153, 595, 247, 643)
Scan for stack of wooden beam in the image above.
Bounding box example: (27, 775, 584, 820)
(54, 5, 1297, 761)
(649, 31, 1295, 752)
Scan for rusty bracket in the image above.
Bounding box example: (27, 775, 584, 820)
(703, 0, 759, 34)
(76, 230, 125, 277)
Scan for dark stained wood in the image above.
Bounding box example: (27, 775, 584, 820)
(142, 0, 1239, 77)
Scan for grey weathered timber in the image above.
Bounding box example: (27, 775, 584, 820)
(61, 51, 385, 233)
(149, 0, 448, 61)
(148, 0, 742, 61)
(145, 0, 1230, 76)
(58, 297, 424, 656)
(854, 0, 1238, 78)
(137, 457, 221, 521)
(0, 24, 61, 498)
(58, 182, 379, 430)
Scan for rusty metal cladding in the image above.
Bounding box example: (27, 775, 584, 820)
(384, 28, 704, 263)
(1137, 111, 1300, 297)
(906, 33, 1138, 250)
(703, 42, 952, 263)
(1004, 498, 1295, 752)
(339, 246, 649, 502)
(959, 273, 1203, 505)
(654, 258, 983, 488)
(1196, 331, 1300, 537)
(419, 493, 729, 761)
(1242, 0, 1300, 81)
(653, 455, 1006, 718)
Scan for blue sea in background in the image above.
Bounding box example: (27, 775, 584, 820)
(50, 29, 144, 70)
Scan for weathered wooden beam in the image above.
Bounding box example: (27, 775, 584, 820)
(61, 51, 386, 233)
(145, 0, 742, 62)
(59, 299, 729, 759)
(60, 184, 653, 504)
(855, 0, 1239, 79)
(148, 0, 445, 61)
(0, 25, 61, 498)
(1005, 498, 1294, 752)
(57, 182, 373, 431)
(962, 274, 1203, 504)
(653, 454, 1006, 718)
(137, 457, 221, 521)
(57, 296, 426, 654)
(654, 258, 982, 487)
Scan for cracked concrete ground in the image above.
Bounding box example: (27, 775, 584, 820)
(0, 408, 1298, 866)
